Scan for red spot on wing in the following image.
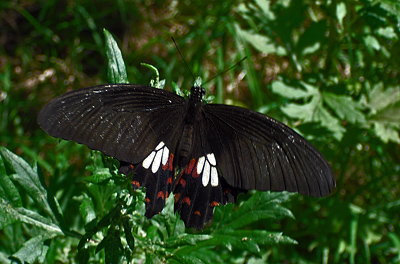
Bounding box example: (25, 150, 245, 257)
(145, 198, 151, 203)
(157, 191, 165, 200)
(182, 196, 191, 205)
(169, 153, 174, 171)
(167, 177, 172, 184)
(132, 181, 140, 188)
(191, 165, 199, 178)
(174, 193, 181, 203)
(162, 153, 174, 171)
(184, 159, 196, 174)
(210, 201, 219, 207)
(194, 211, 201, 216)
(130, 165, 135, 170)
(179, 178, 186, 188)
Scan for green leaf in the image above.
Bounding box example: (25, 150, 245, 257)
(372, 122, 400, 143)
(0, 198, 19, 229)
(0, 154, 22, 207)
(280, 90, 345, 140)
(123, 217, 135, 251)
(104, 230, 123, 264)
(217, 192, 294, 230)
(323, 93, 366, 123)
(271, 81, 316, 99)
(79, 193, 97, 226)
(165, 234, 212, 248)
(313, 101, 345, 140)
(236, 26, 279, 54)
(363, 35, 380, 51)
(366, 83, 400, 114)
(0, 147, 55, 221)
(376, 26, 398, 39)
(84, 168, 113, 184)
(336, 2, 347, 30)
(104, 28, 128, 84)
(9, 233, 55, 264)
(141, 63, 165, 89)
(281, 96, 320, 121)
(173, 248, 222, 263)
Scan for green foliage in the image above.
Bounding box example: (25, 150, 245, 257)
(1, 0, 399, 263)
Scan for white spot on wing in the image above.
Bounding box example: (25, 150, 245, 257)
(142, 141, 170, 172)
(162, 147, 169, 165)
(198, 153, 219, 187)
(207, 153, 216, 166)
(210, 167, 218, 186)
(202, 161, 211, 186)
(142, 151, 155, 169)
(197, 156, 205, 174)
(155, 141, 165, 150)
(152, 150, 163, 173)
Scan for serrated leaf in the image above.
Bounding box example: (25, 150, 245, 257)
(217, 192, 294, 230)
(79, 193, 97, 226)
(104, 28, 128, 84)
(372, 122, 400, 143)
(0, 198, 19, 228)
(372, 103, 400, 123)
(313, 101, 345, 140)
(281, 96, 320, 121)
(9, 233, 57, 264)
(16, 207, 63, 234)
(323, 93, 366, 123)
(193, 230, 296, 255)
(235, 24, 281, 54)
(0, 199, 63, 234)
(165, 234, 212, 248)
(0, 147, 55, 220)
(367, 83, 400, 114)
(0, 155, 22, 207)
(173, 248, 222, 263)
(271, 81, 316, 99)
(84, 168, 113, 183)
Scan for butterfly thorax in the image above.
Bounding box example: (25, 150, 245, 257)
(175, 86, 205, 169)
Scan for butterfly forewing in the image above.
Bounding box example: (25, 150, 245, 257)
(38, 84, 186, 164)
(203, 104, 335, 197)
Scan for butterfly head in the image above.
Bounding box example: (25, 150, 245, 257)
(190, 86, 206, 102)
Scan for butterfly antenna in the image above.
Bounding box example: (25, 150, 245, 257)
(172, 37, 196, 82)
(202, 56, 247, 86)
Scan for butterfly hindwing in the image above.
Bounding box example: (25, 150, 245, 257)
(38, 84, 186, 165)
(172, 122, 245, 229)
(120, 141, 175, 218)
(203, 104, 335, 197)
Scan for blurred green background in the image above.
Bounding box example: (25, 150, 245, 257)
(1, 0, 399, 263)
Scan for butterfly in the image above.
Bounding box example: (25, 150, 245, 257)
(38, 83, 335, 229)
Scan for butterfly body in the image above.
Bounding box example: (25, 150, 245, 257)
(38, 84, 335, 229)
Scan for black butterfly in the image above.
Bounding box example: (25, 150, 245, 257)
(38, 84, 335, 229)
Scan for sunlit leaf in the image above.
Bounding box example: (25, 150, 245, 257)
(104, 29, 128, 84)
(364, 35, 380, 51)
(323, 93, 366, 123)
